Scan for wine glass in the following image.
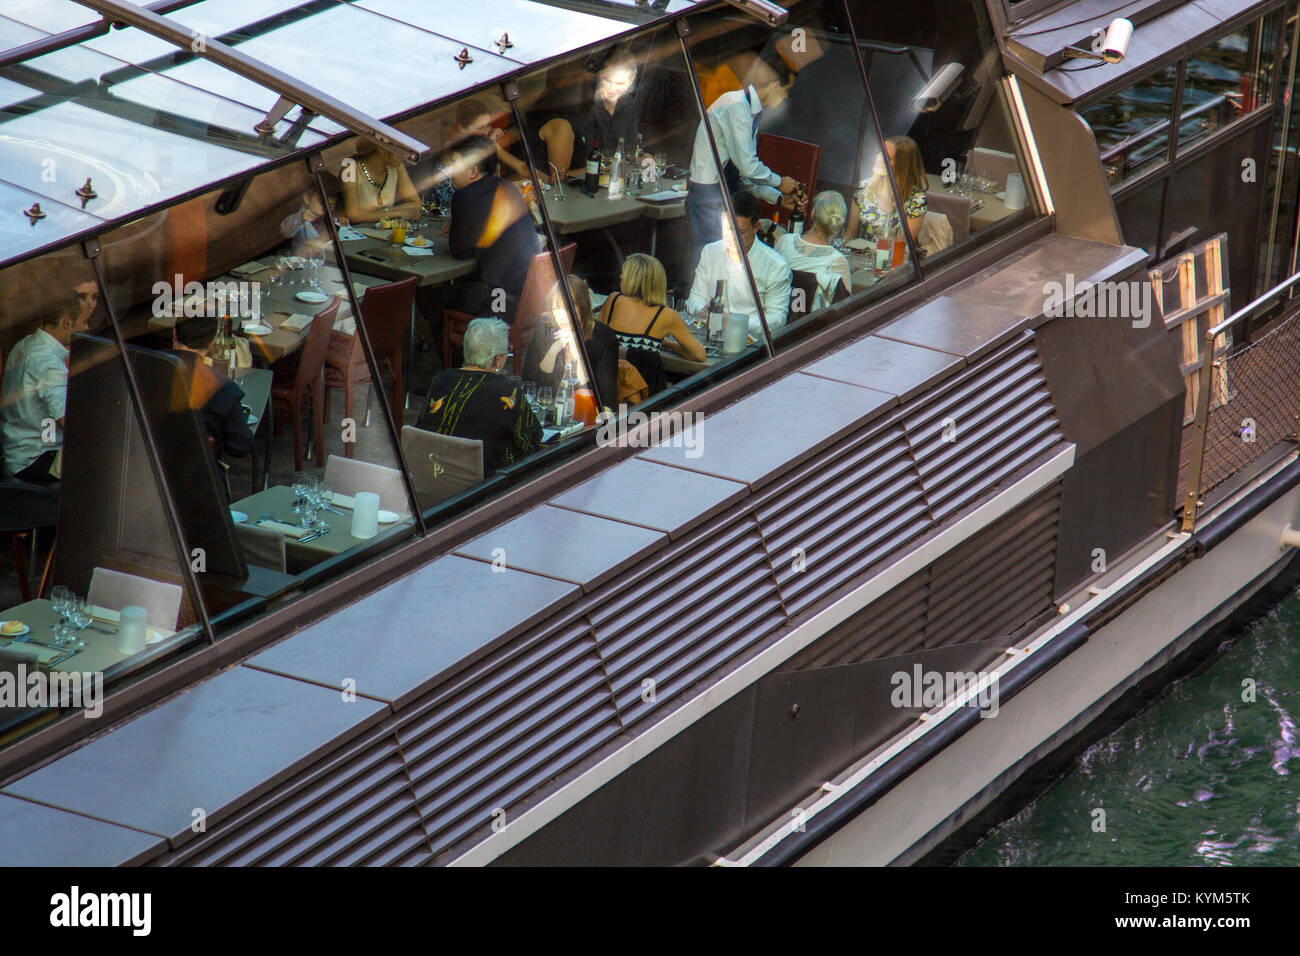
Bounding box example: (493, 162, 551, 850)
(538, 386, 554, 424)
(523, 381, 538, 411)
(313, 481, 333, 531)
(291, 471, 311, 516)
(299, 474, 321, 529)
(69, 596, 90, 650)
(655, 153, 667, 179)
(50, 585, 73, 646)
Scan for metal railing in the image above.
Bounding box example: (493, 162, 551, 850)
(1181, 270, 1300, 531)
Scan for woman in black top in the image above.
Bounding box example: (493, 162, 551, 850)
(417, 317, 541, 473)
(523, 275, 618, 409)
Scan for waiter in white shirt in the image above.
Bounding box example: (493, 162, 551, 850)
(687, 53, 800, 269)
(688, 191, 792, 338)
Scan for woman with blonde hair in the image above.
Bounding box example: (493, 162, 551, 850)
(598, 253, 705, 398)
(775, 190, 852, 310)
(846, 135, 927, 245)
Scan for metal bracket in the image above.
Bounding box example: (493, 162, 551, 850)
(82, 238, 102, 259)
(501, 80, 520, 102)
(674, 18, 690, 38)
(254, 94, 295, 137)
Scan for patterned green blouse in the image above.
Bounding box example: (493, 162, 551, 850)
(853, 182, 927, 240)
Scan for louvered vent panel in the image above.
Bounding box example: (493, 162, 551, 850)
(756, 422, 931, 619)
(780, 483, 1062, 670)
(905, 339, 1062, 521)
(397, 616, 620, 853)
(158, 725, 430, 867)
(781, 568, 931, 670)
(924, 483, 1061, 648)
(591, 511, 786, 732)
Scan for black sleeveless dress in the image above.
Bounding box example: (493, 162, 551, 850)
(603, 292, 668, 396)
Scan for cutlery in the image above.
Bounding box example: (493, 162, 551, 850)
(323, 505, 347, 516)
(14, 634, 65, 650)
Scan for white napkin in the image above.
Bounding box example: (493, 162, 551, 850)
(329, 492, 355, 509)
(0, 642, 60, 665)
(279, 313, 313, 332)
(90, 605, 120, 624)
(258, 519, 313, 539)
(402, 246, 434, 257)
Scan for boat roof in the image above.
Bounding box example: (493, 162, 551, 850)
(0, 0, 704, 266)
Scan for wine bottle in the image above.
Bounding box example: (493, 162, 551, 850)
(584, 146, 600, 196)
(789, 203, 805, 239)
(608, 137, 626, 201)
(707, 279, 726, 345)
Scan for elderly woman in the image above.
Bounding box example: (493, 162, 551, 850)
(775, 190, 852, 310)
(846, 135, 927, 245)
(416, 317, 541, 473)
(523, 274, 619, 407)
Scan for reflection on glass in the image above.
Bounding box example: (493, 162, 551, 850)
(1080, 65, 1178, 184)
(0, 252, 207, 737)
(1179, 22, 1275, 151)
(686, 192, 790, 338)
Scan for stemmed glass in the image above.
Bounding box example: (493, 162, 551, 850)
(312, 481, 333, 532)
(68, 596, 90, 650)
(298, 474, 321, 528)
(291, 471, 312, 516)
(654, 153, 667, 180)
(523, 381, 538, 412)
(538, 386, 554, 425)
(50, 585, 73, 646)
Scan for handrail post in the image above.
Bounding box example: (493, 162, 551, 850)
(1180, 329, 1219, 532)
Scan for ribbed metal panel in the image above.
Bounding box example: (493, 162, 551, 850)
(781, 483, 1063, 670)
(156, 724, 430, 867)
(905, 338, 1062, 522)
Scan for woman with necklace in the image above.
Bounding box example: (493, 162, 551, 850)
(341, 141, 422, 225)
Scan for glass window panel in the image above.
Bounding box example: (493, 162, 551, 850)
(0, 180, 103, 262)
(0, 248, 206, 741)
(1080, 64, 1178, 186)
(0, 16, 46, 58)
(98, 158, 421, 633)
(1179, 20, 1277, 151)
(689, 0, 909, 346)
(847, 0, 1036, 269)
(2, 1, 98, 35)
(1114, 178, 1165, 258)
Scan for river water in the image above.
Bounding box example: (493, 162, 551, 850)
(957, 589, 1300, 867)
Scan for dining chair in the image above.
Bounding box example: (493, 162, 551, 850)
(789, 270, 822, 319)
(441, 243, 577, 376)
(271, 299, 339, 471)
(966, 146, 1020, 190)
(756, 134, 821, 225)
(924, 190, 971, 243)
(323, 454, 408, 514)
(322, 276, 417, 457)
(234, 522, 287, 573)
(87, 567, 183, 630)
(918, 211, 955, 258)
(0, 477, 59, 603)
(400, 425, 484, 511)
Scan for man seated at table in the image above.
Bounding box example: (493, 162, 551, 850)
(444, 135, 542, 319)
(170, 314, 254, 458)
(416, 317, 541, 473)
(687, 191, 792, 338)
(0, 287, 88, 482)
(552, 47, 648, 178)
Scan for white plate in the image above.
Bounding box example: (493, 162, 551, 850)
(295, 290, 329, 304)
(241, 323, 273, 335)
(146, 628, 166, 645)
(377, 510, 399, 524)
(404, 236, 433, 249)
(0, 621, 31, 638)
(230, 510, 248, 523)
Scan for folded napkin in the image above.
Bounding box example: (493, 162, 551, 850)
(0, 641, 61, 666)
(90, 605, 120, 625)
(279, 313, 313, 332)
(232, 260, 268, 276)
(333, 316, 356, 335)
(258, 519, 313, 539)
(402, 245, 434, 257)
(329, 492, 355, 509)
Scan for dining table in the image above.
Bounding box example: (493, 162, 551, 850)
(229, 486, 412, 568)
(925, 172, 1017, 232)
(0, 598, 181, 677)
(337, 221, 477, 288)
(542, 177, 686, 260)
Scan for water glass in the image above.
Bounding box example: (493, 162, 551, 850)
(69, 596, 90, 649)
(523, 381, 538, 410)
(313, 482, 334, 531)
(50, 585, 73, 645)
(299, 474, 321, 529)
(291, 471, 312, 515)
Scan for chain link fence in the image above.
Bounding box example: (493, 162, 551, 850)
(1198, 308, 1300, 495)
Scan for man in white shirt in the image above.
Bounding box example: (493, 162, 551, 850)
(688, 191, 792, 338)
(687, 53, 800, 268)
(1, 286, 86, 481)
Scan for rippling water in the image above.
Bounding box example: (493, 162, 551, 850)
(957, 589, 1300, 867)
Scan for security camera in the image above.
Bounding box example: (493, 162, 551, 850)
(913, 62, 965, 113)
(721, 0, 789, 28)
(1062, 18, 1134, 64)
(1100, 18, 1133, 63)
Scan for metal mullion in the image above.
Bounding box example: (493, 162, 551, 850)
(84, 239, 216, 645)
(307, 153, 427, 535)
(506, 84, 611, 414)
(840, 0, 924, 280)
(677, 18, 777, 355)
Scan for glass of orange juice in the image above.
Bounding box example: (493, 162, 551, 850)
(391, 218, 407, 244)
